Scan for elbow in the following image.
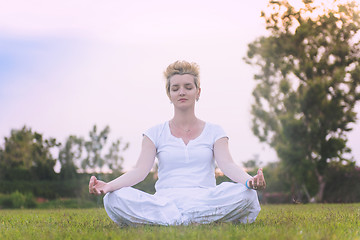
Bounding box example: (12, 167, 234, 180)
(217, 162, 233, 173)
(138, 172, 148, 182)
(133, 167, 151, 182)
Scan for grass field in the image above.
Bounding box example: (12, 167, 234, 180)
(0, 204, 359, 240)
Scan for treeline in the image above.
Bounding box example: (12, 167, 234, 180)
(0, 125, 129, 208)
(1, 124, 360, 209)
(251, 160, 360, 204)
(0, 125, 129, 181)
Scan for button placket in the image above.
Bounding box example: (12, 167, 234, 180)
(184, 145, 190, 162)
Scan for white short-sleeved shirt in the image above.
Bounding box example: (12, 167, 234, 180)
(144, 121, 227, 191)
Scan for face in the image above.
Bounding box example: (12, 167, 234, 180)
(169, 74, 201, 108)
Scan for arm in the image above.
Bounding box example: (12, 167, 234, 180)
(214, 137, 266, 190)
(89, 135, 156, 195)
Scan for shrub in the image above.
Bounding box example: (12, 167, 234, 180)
(10, 191, 26, 208)
(0, 194, 13, 209)
(0, 191, 36, 209)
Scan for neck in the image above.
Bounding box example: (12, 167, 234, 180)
(172, 108, 197, 127)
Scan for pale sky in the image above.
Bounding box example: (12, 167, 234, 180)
(0, 0, 359, 172)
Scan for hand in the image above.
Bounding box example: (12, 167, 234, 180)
(89, 176, 108, 195)
(248, 168, 266, 190)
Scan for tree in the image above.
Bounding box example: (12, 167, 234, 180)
(81, 125, 110, 171)
(0, 126, 59, 180)
(80, 125, 129, 173)
(105, 138, 129, 174)
(245, 0, 360, 202)
(58, 135, 83, 179)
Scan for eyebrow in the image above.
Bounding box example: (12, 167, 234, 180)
(171, 83, 193, 87)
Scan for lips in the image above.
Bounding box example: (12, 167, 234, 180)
(178, 98, 187, 102)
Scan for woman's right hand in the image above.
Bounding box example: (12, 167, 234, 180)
(89, 176, 108, 195)
(248, 168, 266, 190)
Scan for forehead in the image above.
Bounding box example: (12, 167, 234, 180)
(169, 74, 195, 86)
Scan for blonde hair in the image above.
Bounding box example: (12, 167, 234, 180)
(164, 60, 200, 99)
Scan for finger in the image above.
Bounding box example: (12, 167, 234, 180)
(96, 188, 103, 195)
(251, 179, 258, 189)
(89, 178, 94, 193)
(89, 177, 94, 193)
(89, 176, 94, 188)
(90, 176, 97, 187)
(258, 168, 264, 184)
(259, 169, 265, 187)
(248, 179, 254, 188)
(252, 176, 257, 186)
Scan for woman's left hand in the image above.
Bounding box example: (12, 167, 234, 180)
(248, 168, 266, 190)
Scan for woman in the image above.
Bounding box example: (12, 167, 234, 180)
(89, 60, 266, 226)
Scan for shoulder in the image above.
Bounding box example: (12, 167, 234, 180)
(205, 122, 225, 132)
(143, 122, 168, 147)
(146, 122, 167, 132)
(204, 122, 228, 141)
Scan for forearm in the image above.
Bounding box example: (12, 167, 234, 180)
(219, 162, 253, 184)
(106, 167, 148, 193)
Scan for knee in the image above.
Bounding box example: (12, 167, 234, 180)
(247, 189, 260, 203)
(103, 190, 121, 210)
(103, 192, 112, 209)
(103, 187, 132, 208)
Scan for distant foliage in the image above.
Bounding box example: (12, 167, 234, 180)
(0, 191, 36, 209)
(58, 135, 83, 180)
(80, 125, 129, 174)
(323, 162, 360, 203)
(0, 124, 129, 204)
(245, 0, 360, 202)
(0, 126, 59, 181)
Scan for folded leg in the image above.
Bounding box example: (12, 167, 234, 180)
(103, 187, 182, 226)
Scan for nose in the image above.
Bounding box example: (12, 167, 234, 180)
(179, 87, 185, 96)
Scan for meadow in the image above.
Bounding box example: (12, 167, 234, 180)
(0, 204, 359, 240)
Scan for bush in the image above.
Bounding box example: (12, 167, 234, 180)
(0, 191, 36, 209)
(10, 191, 26, 208)
(37, 198, 98, 209)
(0, 194, 12, 209)
(323, 164, 360, 203)
(0, 179, 88, 199)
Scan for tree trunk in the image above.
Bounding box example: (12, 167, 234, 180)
(315, 174, 326, 203)
(302, 184, 315, 203)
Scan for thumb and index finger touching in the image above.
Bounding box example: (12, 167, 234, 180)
(89, 176, 98, 193)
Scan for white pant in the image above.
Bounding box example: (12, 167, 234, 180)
(104, 182, 261, 226)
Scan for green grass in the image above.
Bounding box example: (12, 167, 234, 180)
(0, 204, 359, 240)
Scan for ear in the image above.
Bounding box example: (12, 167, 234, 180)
(197, 88, 201, 100)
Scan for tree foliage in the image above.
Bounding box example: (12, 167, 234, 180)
(0, 126, 59, 180)
(58, 135, 83, 180)
(0, 125, 129, 201)
(245, 0, 360, 202)
(80, 125, 129, 173)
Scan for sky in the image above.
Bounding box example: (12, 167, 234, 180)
(0, 0, 359, 172)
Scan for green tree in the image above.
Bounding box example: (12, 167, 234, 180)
(0, 126, 59, 180)
(245, 0, 360, 202)
(58, 135, 83, 179)
(81, 125, 129, 173)
(105, 138, 129, 174)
